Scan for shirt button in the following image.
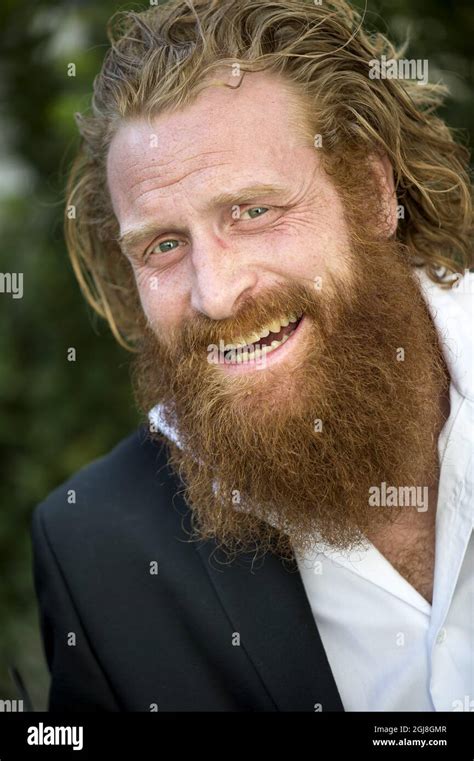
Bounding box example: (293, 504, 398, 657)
(436, 628, 447, 645)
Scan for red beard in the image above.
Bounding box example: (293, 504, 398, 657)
(132, 237, 448, 560)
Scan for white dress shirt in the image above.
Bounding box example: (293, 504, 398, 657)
(295, 268, 473, 711)
(149, 267, 473, 712)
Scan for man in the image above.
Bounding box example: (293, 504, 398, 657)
(32, 0, 473, 711)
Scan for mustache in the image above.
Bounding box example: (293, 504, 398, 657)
(151, 279, 335, 358)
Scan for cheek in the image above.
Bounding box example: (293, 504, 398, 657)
(259, 219, 349, 281)
(133, 266, 187, 330)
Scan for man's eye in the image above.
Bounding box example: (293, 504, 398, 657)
(152, 239, 180, 254)
(240, 206, 269, 220)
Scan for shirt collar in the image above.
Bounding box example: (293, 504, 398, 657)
(413, 267, 474, 401)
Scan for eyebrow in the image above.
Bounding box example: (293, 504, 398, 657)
(117, 183, 289, 257)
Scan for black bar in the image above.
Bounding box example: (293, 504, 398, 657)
(0, 712, 472, 759)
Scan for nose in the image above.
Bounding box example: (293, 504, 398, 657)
(190, 233, 258, 320)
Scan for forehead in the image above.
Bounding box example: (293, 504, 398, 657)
(106, 71, 312, 215)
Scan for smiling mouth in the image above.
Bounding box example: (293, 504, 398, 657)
(221, 311, 304, 364)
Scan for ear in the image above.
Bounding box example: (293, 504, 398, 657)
(370, 153, 398, 239)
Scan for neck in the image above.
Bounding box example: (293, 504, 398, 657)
(365, 359, 451, 603)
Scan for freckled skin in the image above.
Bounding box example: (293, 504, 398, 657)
(106, 71, 354, 342)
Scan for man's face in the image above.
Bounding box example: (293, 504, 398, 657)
(107, 70, 352, 376)
(106, 71, 447, 559)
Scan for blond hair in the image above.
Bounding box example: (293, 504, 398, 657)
(66, 0, 473, 349)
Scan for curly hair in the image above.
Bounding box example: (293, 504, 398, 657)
(66, 0, 473, 349)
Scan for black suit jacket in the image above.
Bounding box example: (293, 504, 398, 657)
(31, 427, 344, 712)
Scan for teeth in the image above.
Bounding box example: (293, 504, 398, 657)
(227, 312, 303, 350)
(228, 338, 286, 364)
(268, 319, 282, 333)
(247, 332, 263, 345)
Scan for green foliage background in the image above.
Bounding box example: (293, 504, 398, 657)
(0, 0, 472, 710)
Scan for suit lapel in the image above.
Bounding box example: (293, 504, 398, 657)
(196, 542, 344, 712)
